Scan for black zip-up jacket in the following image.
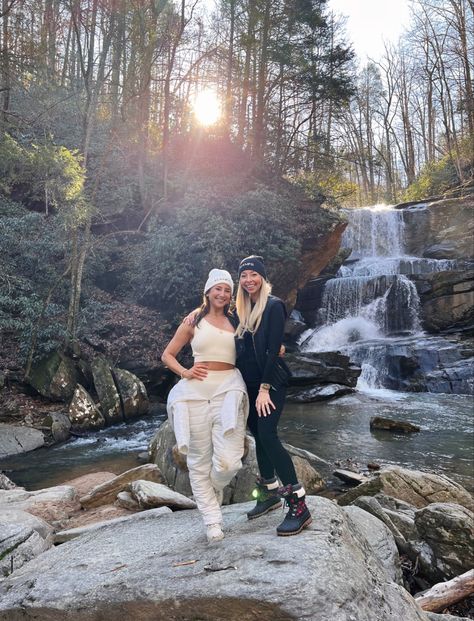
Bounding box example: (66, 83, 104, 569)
(235, 295, 291, 389)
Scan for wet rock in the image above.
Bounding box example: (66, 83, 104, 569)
(351, 335, 474, 395)
(337, 466, 474, 512)
(0, 472, 20, 490)
(286, 351, 361, 388)
(414, 270, 474, 333)
(295, 275, 331, 326)
(287, 383, 354, 402)
(114, 368, 149, 419)
(91, 358, 123, 425)
(0, 424, 45, 459)
(68, 385, 105, 430)
(284, 310, 308, 344)
(128, 481, 197, 510)
(0, 496, 431, 621)
(27, 351, 79, 401)
(79, 464, 166, 509)
(370, 417, 421, 433)
(42, 412, 71, 442)
(334, 469, 368, 485)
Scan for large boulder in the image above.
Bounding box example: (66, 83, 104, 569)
(128, 481, 197, 510)
(0, 496, 431, 621)
(350, 494, 474, 586)
(337, 467, 474, 512)
(149, 421, 325, 504)
(68, 385, 105, 430)
(42, 412, 71, 442)
(90, 358, 123, 425)
(27, 351, 79, 401)
(114, 368, 149, 419)
(410, 503, 474, 583)
(0, 424, 45, 458)
(79, 464, 166, 509)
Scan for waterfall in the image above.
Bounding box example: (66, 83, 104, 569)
(301, 204, 458, 392)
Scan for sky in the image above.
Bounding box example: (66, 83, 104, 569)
(328, 0, 411, 61)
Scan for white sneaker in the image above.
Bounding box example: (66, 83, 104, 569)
(206, 523, 224, 543)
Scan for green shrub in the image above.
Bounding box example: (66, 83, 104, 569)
(126, 187, 302, 318)
(0, 199, 70, 362)
(403, 155, 459, 201)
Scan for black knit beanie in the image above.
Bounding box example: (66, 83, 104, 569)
(238, 255, 267, 279)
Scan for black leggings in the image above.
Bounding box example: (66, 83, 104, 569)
(246, 385, 298, 486)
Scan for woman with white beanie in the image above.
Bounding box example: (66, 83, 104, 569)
(161, 269, 248, 543)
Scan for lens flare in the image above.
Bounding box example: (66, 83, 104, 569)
(193, 89, 221, 126)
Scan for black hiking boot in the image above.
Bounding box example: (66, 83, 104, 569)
(246, 477, 282, 520)
(276, 484, 312, 536)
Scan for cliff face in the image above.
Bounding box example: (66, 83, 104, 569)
(404, 194, 474, 260)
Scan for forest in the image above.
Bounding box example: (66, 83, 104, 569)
(0, 0, 472, 368)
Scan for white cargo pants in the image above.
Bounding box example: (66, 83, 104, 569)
(186, 371, 246, 526)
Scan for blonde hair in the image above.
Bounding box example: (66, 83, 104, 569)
(235, 280, 272, 337)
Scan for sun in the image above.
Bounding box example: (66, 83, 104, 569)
(193, 89, 221, 126)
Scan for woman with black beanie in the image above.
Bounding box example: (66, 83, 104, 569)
(235, 255, 312, 536)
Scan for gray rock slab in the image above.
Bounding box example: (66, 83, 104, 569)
(54, 506, 172, 543)
(344, 505, 403, 585)
(0, 425, 44, 458)
(0, 523, 51, 580)
(0, 497, 431, 621)
(0, 509, 53, 540)
(0, 485, 77, 509)
(128, 480, 197, 510)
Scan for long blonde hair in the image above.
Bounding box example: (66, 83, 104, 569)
(235, 280, 272, 337)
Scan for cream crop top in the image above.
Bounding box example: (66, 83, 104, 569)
(191, 318, 236, 365)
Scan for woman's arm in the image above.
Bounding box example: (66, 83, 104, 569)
(260, 302, 286, 385)
(255, 301, 286, 416)
(161, 323, 208, 380)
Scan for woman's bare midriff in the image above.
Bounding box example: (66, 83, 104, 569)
(202, 361, 235, 371)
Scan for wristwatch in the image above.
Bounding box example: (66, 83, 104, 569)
(260, 383, 271, 391)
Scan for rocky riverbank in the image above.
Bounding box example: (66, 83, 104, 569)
(1, 424, 473, 620)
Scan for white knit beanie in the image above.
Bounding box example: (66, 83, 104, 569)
(204, 268, 234, 294)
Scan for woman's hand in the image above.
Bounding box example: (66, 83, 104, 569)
(182, 310, 198, 327)
(256, 390, 276, 417)
(182, 362, 208, 381)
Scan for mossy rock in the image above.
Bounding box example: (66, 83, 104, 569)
(28, 351, 78, 401)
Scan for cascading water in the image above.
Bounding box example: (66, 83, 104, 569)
(300, 204, 467, 393)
